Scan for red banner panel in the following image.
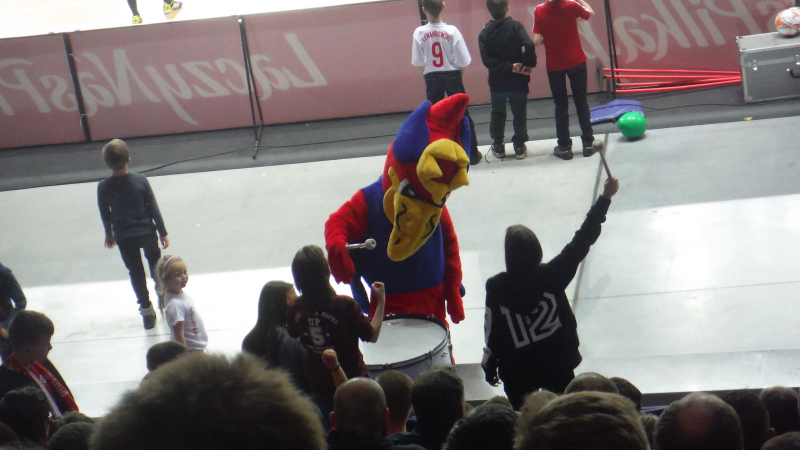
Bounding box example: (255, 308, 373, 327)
(0, 35, 85, 149)
(604, 0, 791, 71)
(68, 17, 253, 140)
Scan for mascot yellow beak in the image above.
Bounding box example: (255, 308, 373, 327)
(383, 139, 470, 261)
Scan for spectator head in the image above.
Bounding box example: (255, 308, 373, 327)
(654, 392, 743, 450)
(8, 310, 54, 362)
(761, 387, 800, 435)
(640, 413, 658, 449)
(291, 246, 335, 305)
(146, 341, 187, 372)
(519, 390, 558, 425)
(565, 372, 620, 395)
(0, 422, 18, 447)
(504, 225, 542, 279)
(422, 0, 443, 17)
(47, 422, 95, 450)
(762, 431, 800, 450)
(443, 404, 517, 450)
(485, 0, 509, 21)
(720, 390, 774, 450)
(375, 370, 413, 434)
(90, 353, 325, 450)
(484, 395, 513, 410)
(330, 378, 388, 436)
(517, 391, 649, 450)
(56, 412, 94, 428)
(256, 281, 296, 328)
(0, 387, 50, 445)
(101, 139, 130, 171)
(412, 366, 465, 437)
(611, 377, 642, 412)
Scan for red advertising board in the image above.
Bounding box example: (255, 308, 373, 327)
(0, 35, 85, 149)
(68, 17, 254, 140)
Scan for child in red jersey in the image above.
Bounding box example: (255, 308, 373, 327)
(286, 245, 385, 427)
(532, 0, 604, 160)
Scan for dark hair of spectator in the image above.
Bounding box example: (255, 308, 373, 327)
(484, 395, 513, 410)
(0, 387, 50, 444)
(517, 391, 649, 450)
(412, 366, 465, 437)
(0, 422, 18, 447)
(333, 378, 387, 436)
(375, 370, 413, 425)
(486, 0, 508, 21)
(56, 412, 94, 428)
(47, 422, 96, 450)
(640, 413, 658, 449)
(242, 281, 295, 366)
(719, 390, 772, 450)
(518, 390, 558, 427)
(761, 387, 800, 435)
(146, 341, 187, 372)
(564, 372, 620, 395)
(654, 392, 743, 450)
(291, 246, 336, 310)
(762, 431, 800, 450)
(89, 353, 326, 450)
(422, 0, 443, 17)
(443, 404, 517, 450)
(8, 310, 54, 352)
(101, 139, 130, 171)
(612, 377, 642, 411)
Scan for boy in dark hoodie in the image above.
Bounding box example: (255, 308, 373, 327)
(481, 176, 619, 410)
(478, 0, 536, 160)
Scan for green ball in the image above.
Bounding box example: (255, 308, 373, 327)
(617, 112, 647, 139)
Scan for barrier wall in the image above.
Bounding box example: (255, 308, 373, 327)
(0, 0, 791, 150)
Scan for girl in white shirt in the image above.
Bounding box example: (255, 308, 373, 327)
(155, 255, 208, 351)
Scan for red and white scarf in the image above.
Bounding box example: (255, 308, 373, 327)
(7, 355, 79, 417)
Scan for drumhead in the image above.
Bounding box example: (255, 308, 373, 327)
(361, 315, 448, 367)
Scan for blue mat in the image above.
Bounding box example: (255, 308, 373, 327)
(590, 99, 645, 124)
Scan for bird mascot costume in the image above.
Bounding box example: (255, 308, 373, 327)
(325, 94, 472, 325)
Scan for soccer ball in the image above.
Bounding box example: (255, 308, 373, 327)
(776, 8, 800, 37)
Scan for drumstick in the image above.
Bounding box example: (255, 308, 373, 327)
(598, 148, 612, 178)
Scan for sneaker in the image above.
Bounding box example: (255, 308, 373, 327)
(582, 139, 604, 157)
(164, 1, 182, 13)
(140, 305, 157, 330)
(132, 15, 142, 24)
(513, 143, 527, 160)
(490, 142, 506, 158)
(469, 149, 482, 165)
(554, 145, 573, 160)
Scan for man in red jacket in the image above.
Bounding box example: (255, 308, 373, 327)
(532, 0, 603, 160)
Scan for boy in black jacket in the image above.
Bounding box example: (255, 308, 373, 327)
(97, 139, 169, 330)
(482, 176, 619, 410)
(478, 0, 536, 160)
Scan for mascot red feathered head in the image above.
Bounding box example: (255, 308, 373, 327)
(381, 94, 472, 261)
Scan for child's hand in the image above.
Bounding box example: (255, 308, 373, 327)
(160, 235, 170, 249)
(371, 282, 386, 301)
(512, 63, 523, 73)
(104, 236, 116, 249)
(321, 349, 340, 371)
(602, 176, 620, 199)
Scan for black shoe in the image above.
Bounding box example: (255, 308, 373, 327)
(513, 143, 527, 160)
(140, 306, 157, 330)
(490, 142, 506, 158)
(582, 139, 603, 157)
(470, 149, 482, 165)
(554, 145, 573, 160)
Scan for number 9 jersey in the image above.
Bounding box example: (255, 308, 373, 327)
(412, 22, 472, 74)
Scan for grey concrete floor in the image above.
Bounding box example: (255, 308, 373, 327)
(1, 116, 799, 415)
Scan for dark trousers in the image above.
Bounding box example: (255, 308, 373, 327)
(503, 369, 575, 411)
(547, 61, 593, 148)
(117, 233, 161, 309)
(489, 93, 528, 146)
(424, 70, 479, 158)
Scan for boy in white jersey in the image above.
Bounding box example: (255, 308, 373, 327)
(412, 0, 482, 165)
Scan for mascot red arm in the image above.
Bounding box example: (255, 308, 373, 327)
(324, 94, 471, 325)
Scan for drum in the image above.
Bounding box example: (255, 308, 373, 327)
(360, 314, 453, 380)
